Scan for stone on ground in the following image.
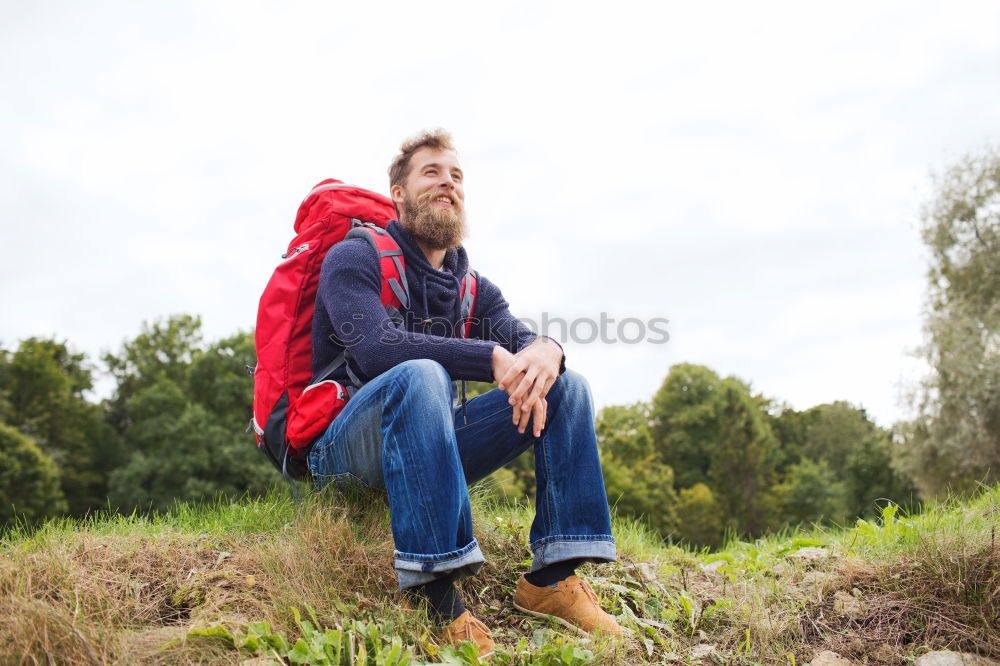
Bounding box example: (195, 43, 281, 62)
(788, 547, 830, 563)
(914, 650, 1000, 666)
(810, 650, 854, 666)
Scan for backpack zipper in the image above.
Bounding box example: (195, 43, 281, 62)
(282, 243, 310, 259)
(302, 379, 347, 401)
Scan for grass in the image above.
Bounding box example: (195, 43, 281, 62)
(1, 484, 999, 664)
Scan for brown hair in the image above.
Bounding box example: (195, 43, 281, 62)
(388, 128, 457, 189)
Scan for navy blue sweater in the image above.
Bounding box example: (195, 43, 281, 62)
(312, 221, 538, 387)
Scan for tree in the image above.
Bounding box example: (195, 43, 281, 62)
(770, 401, 917, 521)
(901, 147, 1000, 496)
(0, 422, 67, 524)
(772, 458, 847, 527)
(650, 364, 724, 489)
(104, 314, 203, 432)
(844, 429, 919, 518)
(105, 318, 274, 512)
(0, 338, 119, 515)
(708, 379, 779, 537)
(800, 401, 877, 474)
(674, 483, 724, 549)
(597, 402, 678, 536)
(766, 402, 810, 475)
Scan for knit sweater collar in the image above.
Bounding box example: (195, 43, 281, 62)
(386, 220, 469, 322)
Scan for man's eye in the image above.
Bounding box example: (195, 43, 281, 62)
(425, 169, 437, 176)
(452, 173, 462, 182)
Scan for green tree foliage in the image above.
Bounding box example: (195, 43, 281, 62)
(709, 379, 779, 537)
(0, 422, 67, 524)
(844, 428, 918, 518)
(105, 317, 274, 512)
(649, 365, 783, 539)
(673, 483, 724, 549)
(902, 146, 1000, 496)
(800, 401, 877, 474)
(462, 381, 496, 400)
(769, 401, 918, 520)
(772, 458, 847, 527)
(650, 364, 723, 489)
(104, 314, 204, 432)
(765, 402, 809, 475)
(0, 338, 119, 515)
(597, 403, 678, 536)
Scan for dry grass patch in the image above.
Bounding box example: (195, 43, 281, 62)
(4, 488, 999, 665)
(0, 491, 408, 664)
(0, 532, 241, 662)
(801, 546, 1000, 662)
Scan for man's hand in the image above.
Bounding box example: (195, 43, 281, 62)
(492, 339, 563, 437)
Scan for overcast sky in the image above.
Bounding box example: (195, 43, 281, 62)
(2, 1, 999, 426)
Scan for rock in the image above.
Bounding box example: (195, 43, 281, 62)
(800, 570, 829, 586)
(699, 560, 727, 573)
(690, 644, 717, 661)
(636, 561, 658, 582)
(915, 651, 1000, 666)
(788, 547, 830, 563)
(833, 590, 863, 619)
(811, 650, 854, 666)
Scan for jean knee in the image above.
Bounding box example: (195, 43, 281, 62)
(552, 368, 591, 401)
(393, 359, 453, 400)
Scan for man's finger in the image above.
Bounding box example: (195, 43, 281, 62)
(499, 363, 527, 395)
(532, 397, 547, 437)
(538, 375, 557, 400)
(509, 368, 539, 405)
(501, 370, 528, 401)
(521, 372, 549, 410)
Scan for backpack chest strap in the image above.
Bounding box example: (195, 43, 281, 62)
(345, 220, 410, 310)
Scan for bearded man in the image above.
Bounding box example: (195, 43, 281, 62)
(308, 129, 622, 657)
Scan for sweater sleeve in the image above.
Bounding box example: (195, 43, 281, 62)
(318, 239, 499, 382)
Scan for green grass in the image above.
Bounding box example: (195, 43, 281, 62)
(2, 485, 999, 664)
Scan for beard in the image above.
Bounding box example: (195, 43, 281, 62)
(400, 189, 467, 250)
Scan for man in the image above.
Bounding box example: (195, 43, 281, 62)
(308, 129, 622, 657)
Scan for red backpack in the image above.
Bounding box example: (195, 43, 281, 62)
(251, 179, 478, 480)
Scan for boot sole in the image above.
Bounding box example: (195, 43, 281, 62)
(512, 601, 589, 636)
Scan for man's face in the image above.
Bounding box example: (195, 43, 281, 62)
(391, 147, 466, 250)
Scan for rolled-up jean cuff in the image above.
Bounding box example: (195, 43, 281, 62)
(394, 539, 487, 590)
(529, 535, 617, 572)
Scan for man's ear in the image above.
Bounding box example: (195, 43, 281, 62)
(390, 184, 405, 220)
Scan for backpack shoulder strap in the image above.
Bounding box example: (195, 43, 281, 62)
(344, 220, 410, 310)
(459, 269, 478, 338)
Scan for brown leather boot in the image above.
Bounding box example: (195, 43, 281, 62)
(513, 574, 623, 637)
(439, 610, 496, 659)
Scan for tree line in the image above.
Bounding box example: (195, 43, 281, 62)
(477, 365, 918, 548)
(2, 146, 997, 549)
(0, 316, 274, 524)
(0, 319, 915, 549)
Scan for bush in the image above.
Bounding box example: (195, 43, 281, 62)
(0, 422, 67, 524)
(674, 483, 724, 548)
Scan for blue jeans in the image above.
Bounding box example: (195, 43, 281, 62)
(307, 360, 616, 589)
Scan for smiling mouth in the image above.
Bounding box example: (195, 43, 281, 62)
(432, 195, 455, 207)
